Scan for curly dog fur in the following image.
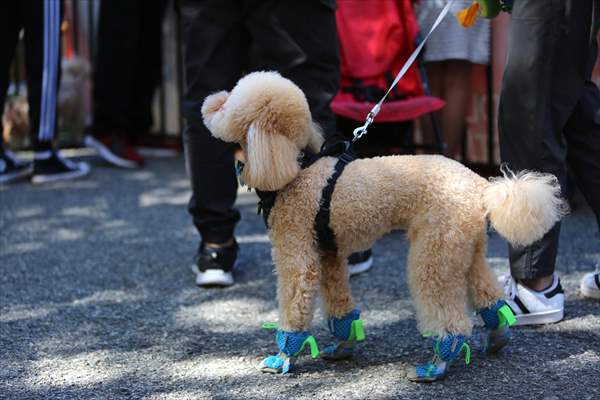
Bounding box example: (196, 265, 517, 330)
(202, 71, 565, 339)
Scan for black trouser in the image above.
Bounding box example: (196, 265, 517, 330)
(93, 0, 168, 135)
(178, 0, 339, 243)
(0, 0, 62, 152)
(499, 0, 600, 280)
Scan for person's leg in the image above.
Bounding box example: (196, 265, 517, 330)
(85, 0, 145, 168)
(178, 0, 247, 284)
(565, 81, 600, 226)
(419, 62, 445, 154)
(0, 1, 22, 149)
(563, 0, 600, 230)
(566, 81, 600, 300)
(499, 0, 593, 291)
(23, 0, 89, 183)
(92, 0, 141, 134)
(130, 0, 169, 135)
(0, 2, 33, 184)
(425, 62, 445, 102)
(441, 60, 472, 159)
(248, 0, 339, 138)
(23, 0, 61, 151)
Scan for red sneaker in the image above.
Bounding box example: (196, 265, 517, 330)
(85, 133, 144, 168)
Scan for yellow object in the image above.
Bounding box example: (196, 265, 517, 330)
(455, 1, 480, 28)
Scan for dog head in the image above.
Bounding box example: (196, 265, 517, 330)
(202, 71, 323, 191)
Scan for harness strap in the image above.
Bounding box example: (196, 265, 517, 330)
(314, 149, 354, 253)
(256, 189, 277, 227)
(256, 139, 355, 254)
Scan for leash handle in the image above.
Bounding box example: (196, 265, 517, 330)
(352, 0, 456, 142)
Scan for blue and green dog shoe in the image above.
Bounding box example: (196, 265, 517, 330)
(258, 327, 319, 374)
(407, 334, 471, 383)
(321, 308, 365, 360)
(478, 300, 516, 354)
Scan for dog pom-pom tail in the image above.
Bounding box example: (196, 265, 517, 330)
(483, 168, 568, 247)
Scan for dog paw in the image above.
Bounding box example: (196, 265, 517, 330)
(257, 353, 293, 374)
(320, 341, 356, 360)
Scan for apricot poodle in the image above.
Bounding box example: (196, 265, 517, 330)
(201, 71, 565, 381)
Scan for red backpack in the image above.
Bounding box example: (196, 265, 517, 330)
(332, 0, 444, 123)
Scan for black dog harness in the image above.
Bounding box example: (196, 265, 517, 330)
(254, 139, 356, 253)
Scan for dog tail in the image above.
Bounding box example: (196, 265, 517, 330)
(483, 168, 567, 247)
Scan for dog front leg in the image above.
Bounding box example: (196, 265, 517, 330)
(319, 254, 365, 360)
(259, 246, 321, 374)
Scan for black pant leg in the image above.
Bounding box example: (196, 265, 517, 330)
(130, 0, 169, 133)
(498, 0, 595, 279)
(23, 0, 62, 150)
(565, 81, 600, 231)
(248, 0, 340, 137)
(93, 0, 143, 133)
(0, 1, 23, 148)
(179, 0, 248, 243)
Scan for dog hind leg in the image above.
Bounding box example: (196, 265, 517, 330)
(405, 227, 474, 382)
(467, 232, 503, 310)
(468, 232, 516, 354)
(407, 227, 473, 337)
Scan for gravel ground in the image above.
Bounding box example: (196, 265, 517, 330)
(1, 154, 599, 400)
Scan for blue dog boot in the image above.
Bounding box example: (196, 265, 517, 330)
(478, 300, 516, 354)
(258, 329, 319, 374)
(407, 334, 471, 383)
(321, 309, 365, 360)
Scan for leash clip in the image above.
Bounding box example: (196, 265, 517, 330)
(352, 104, 380, 142)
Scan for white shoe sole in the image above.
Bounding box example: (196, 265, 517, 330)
(84, 135, 139, 169)
(580, 284, 600, 299)
(195, 269, 234, 287)
(349, 257, 373, 276)
(31, 162, 90, 184)
(513, 308, 564, 326)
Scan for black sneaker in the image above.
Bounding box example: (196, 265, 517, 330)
(348, 249, 373, 276)
(192, 240, 239, 287)
(0, 150, 32, 184)
(31, 150, 90, 184)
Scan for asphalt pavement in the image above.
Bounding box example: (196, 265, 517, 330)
(1, 153, 599, 400)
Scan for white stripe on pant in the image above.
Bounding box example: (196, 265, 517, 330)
(38, 0, 60, 142)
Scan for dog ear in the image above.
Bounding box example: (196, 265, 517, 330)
(242, 121, 300, 191)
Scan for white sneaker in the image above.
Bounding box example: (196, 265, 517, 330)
(580, 265, 600, 299)
(500, 274, 564, 326)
